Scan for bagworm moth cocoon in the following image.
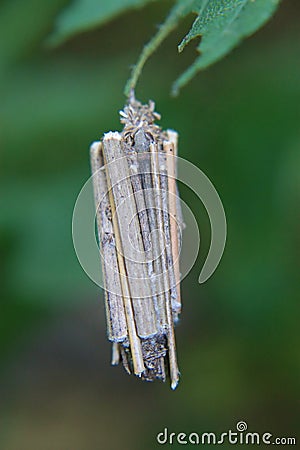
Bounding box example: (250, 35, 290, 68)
(90, 92, 184, 389)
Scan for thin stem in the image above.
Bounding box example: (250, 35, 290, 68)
(124, 1, 190, 97)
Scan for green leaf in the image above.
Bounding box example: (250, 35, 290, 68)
(173, 0, 281, 94)
(48, 0, 157, 46)
(125, 0, 281, 95)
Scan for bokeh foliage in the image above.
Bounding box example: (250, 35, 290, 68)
(50, 0, 281, 94)
(0, 0, 299, 449)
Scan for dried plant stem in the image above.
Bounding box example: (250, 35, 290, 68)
(102, 134, 145, 375)
(90, 141, 128, 343)
(165, 141, 181, 315)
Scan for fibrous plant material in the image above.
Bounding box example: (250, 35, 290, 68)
(90, 92, 184, 389)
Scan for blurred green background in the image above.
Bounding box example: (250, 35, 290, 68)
(0, 0, 299, 449)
